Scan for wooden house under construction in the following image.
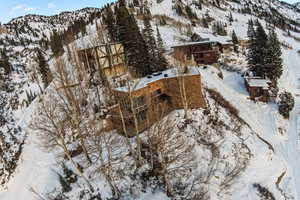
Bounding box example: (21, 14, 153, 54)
(110, 67, 206, 135)
(77, 43, 127, 78)
(171, 41, 223, 65)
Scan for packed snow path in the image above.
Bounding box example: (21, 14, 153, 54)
(276, 48, 300, 199)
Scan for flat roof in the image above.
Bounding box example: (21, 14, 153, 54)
(114, 67, 200, 92)
(171, 41, 221, 48)
(246, 78, 271, 89)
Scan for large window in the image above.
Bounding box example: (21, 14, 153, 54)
(134, 96, 146, 108)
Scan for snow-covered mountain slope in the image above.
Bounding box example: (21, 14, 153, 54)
(0, 6, 102, 193)
(3, 0, 300, 199)
(0, 7, 101, 72)
(294, 2, 300, 9)
(4, 7, 100, 38)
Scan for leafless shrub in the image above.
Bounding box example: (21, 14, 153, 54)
(206, 88, 239, 119)
(143, 116, 196, 197)
(220, 142, 250, 191)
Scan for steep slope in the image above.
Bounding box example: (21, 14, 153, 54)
(0, 6, 102, 190)
(4, 7, 100, 38)
(3, 0, 300, 199)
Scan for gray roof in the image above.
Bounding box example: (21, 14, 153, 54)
(114, 67, 200, 92)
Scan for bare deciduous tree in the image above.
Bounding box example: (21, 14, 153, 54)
(143, 116, 196, 197)
(86, 119, 128, 199)
(30, 94, 94, 192)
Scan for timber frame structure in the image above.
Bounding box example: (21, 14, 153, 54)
(77, 43, 127, 78)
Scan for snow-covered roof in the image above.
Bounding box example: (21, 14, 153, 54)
(246, 78, 271, 89)
(114, 67, 200, 92)
(171, 41, 221, 48)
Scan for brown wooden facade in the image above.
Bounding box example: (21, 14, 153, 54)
(110, 72, 206, 135)
(77, 43, 127, 78)
(245, 78, 270, 102)
(172, 41, 223, 65)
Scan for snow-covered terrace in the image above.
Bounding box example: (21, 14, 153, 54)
(114, 67, 200, 92)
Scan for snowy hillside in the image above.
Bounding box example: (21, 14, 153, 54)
(3, 0, 300, 199)
(0, 5, 102, 192)
(0, 7, 101, 71)
(4, 7, 101, 38)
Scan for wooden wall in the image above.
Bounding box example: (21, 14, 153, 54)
(165, 74, 206, 109)
(245, 81, 269, 102)
(111, 74, 206, 135)
(173, 44, 221, 65)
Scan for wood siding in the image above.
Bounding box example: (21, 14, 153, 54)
(173, 42, 222, 65)
(245, 80, 269, 102)
(110, 74, 206, 135)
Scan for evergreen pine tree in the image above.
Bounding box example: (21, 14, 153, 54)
(232, 30, 239, 53)
(143, 15, 158, 72)
(247, 19, 255, 37)
(58, 172, 72, 193)
(156, 25, 168, 70)
(254, 21, 268, 76)
(37, 49, 52, 87)
(247, 20, 268, 77)
(116, 2, 152, 77)
(228, 12, 234, 24)
(265, 29, 283, 84)
(103, 6, 118, 42)
(247, 20, 257, 71)
(212, 21, 227, 36)
(278, 91, 294, 118)
(50, 30, 64, 57)
(156, 25, 165, 54)
(232, 30, 238, 44)
(0, 49, 11, 74)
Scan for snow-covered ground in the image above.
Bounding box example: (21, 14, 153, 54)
(3, 0, 300, 199)
(3, 46, 300, 200)
(0, 96, 57, 200)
